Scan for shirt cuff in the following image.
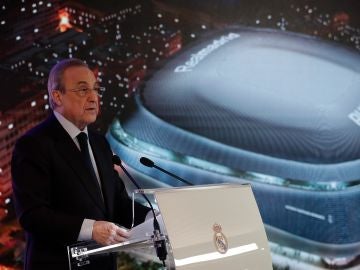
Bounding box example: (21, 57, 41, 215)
(77, 219, 95, 241)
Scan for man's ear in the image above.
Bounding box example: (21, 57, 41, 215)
(52, 90, 62, 106)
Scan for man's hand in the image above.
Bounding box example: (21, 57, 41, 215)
(92, 221, 130, 246)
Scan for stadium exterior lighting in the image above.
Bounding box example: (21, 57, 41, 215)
(58, 10, 72, 32)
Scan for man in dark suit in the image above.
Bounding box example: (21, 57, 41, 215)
(11, 58, 150, 270)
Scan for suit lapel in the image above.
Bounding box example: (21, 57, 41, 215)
(48, 115, 107, 215)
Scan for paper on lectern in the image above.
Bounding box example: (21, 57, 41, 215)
(128, 215, 165, 241)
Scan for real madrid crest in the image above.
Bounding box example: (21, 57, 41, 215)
(213, 223, 228, 254)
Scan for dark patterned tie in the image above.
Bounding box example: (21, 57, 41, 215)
(77, 132, 102, 193)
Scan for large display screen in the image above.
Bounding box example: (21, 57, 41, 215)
(1, 0, 359, 269)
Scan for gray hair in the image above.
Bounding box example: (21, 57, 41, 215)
(47, 58, 88, 109)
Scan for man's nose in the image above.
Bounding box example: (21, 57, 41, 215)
(88, 90, 99, 101)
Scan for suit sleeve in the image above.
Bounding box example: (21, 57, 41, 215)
(99, 136, 150, 228)
(112, 171, 151, 228)
(11, 135, 84, 244)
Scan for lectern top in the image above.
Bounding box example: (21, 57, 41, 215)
(134, 183, 251, 195)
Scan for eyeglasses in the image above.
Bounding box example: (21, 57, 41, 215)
(66, 86, 105, 97)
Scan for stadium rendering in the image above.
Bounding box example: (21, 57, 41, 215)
(107, 27, 360, 265)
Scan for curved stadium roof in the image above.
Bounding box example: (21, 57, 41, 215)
(117, 28, 360, 184)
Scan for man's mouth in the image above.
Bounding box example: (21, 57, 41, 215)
(85, 108, 97, 112)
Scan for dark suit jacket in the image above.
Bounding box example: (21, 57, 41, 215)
(11, 113, 149, 270)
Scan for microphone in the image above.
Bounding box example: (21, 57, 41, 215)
(140, 157, 193, 186)
(112, 155, 167, 266)
(140, 157, 154, 167)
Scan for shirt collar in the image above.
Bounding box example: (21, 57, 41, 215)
(53, 110, 88, 140)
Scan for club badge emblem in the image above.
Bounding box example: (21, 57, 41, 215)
(213, 223, 228, 254)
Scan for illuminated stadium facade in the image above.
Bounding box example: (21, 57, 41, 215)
(107, 28, 360, 261)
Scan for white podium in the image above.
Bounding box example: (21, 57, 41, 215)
(68, 183, 273, 269)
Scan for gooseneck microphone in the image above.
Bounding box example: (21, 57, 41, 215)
(140, 157, 193, 186)
(112, 155, 167, 266)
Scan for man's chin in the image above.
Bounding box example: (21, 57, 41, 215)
(84, 115, 98, 125)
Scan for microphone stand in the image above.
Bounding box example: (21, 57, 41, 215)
(113, 156, 167, 266)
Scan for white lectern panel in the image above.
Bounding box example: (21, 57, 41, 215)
(154, 184, 272, 270)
